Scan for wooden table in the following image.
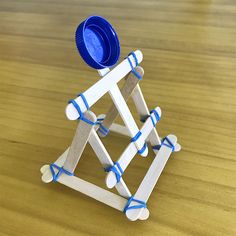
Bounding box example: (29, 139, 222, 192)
(0, 0, 235, 235)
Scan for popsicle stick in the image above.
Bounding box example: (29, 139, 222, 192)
(41, 167, 127, 210)
(94, 114, 105, 131)
(63, 111, 97, 173)
(42, 164, 148, 220)
(98, 67, 143, 137)
(98, 67, 110, 77)
(106, 107, 162, 189)
(131, 84, 149, 117)
(88, 129, 131, 198)
(110, 123, 130, 137)
(109, 84, 148, 157)
(174, 143, 181, 152)
(40, 146, 147, 219)
(41, 161, 126, 212)
(41, 128, 132, 198)
(60, 174, 127, 211)
(131, 84, 162, 150)
(41, 147, 70, 183)
(125, 134, 177, 221)
(66, 50, 143, 120)
(40, 147, 70, 174)
(58, 174, 149, 220)
(107, 124, 181, 152)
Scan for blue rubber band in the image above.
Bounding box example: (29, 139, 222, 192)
(150, 115, 156, 127)
(123, 196, 146, 213)
(68, 99, 83, 116)
(98, 123, 110, 136)
(128, 52, 138, 67)
(150, 109, 160, 123)
(131, 131, 147, 156)
(152, 137, 175, 152)
(68, 97, 97, 126)
(152, 144, 161, 150)
(130, 131, 142, 142)
(140, 110, 160, 127)
(98, 127, 108, 136)
(126, 52, 142, 80)
(97, 117, 104, 123)
(50, 163, 74, 182)
(105, 162, 124, 183)
(137, 143, 147, 155)
(162, 136, 175, 152)
(78, 93, 90, 110)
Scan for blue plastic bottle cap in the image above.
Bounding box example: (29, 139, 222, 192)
(75, 16, 120, 69)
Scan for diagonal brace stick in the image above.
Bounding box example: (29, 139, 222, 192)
(98, 66, 143, 137)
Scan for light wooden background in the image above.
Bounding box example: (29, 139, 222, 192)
(0, 0, 236, 235)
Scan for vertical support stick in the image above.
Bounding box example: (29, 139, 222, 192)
(132, 84, 162, 149)
(63, 111, 97, 173)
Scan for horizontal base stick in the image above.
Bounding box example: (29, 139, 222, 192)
(41, 165, 149, 220)
(58, 174, 127, 212)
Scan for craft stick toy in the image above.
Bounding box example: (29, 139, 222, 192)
(40, 15, 181, 221)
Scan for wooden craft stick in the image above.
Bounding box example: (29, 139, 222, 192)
(106, 107, 162, 189)
(58, 174, 150, 220)
(41, 147, 69, 183)
(88, 129, 132, 199)
(59, 174, 128, 211)
(66, 50, 143, 120)
(109, 123, 130, 137)
(98, 66, 143, 137)
(41, 112, 97, 182)
(63, 111, 97, 173)
(42, 162, 148, 220)
(98, 67, 110, 77)
(109, 84, 148, 157)
(40, 149, 150, 220)
(125, 134, 177, 221)
(131, 84, 162, 149)
(131, 85, 181, 152)
(41, 123, 132, 198)
(40, 142, 147, 219)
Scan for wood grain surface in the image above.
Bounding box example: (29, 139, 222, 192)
(0, 0, 236, 235)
